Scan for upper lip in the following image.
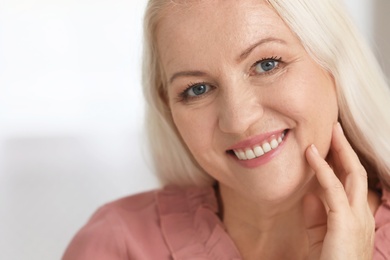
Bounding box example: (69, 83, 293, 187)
(226, 129, 287, 151)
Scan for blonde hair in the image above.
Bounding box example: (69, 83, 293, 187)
(142, 0, 390, 189)
(143, 0, 214, 186)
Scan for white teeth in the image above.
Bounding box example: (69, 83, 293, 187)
(270, 139, 278, 149)
(238, 151, 246, 160)
(253, 145, 264, 156)
(245, 149, 256, 160)
(262, 143, 271, 153)
(232, 131, 287, 160)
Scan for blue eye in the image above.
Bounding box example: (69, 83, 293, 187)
(254, 59, 280, 74)
(186, 83, 210, 97)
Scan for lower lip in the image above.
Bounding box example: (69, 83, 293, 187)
(231, 131, 289, 169)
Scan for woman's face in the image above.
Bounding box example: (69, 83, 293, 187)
(157, 0, 338, 201)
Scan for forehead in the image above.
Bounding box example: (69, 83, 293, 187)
(156, 0, 294, 76)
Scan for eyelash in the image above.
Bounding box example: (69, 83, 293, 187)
(177, 56, 283, 102)
(178, 81, 212, 102)
(251, 56, 283, 75)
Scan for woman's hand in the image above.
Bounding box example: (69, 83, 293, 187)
(304, 123, 375, 260)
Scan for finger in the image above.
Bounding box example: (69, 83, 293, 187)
(303, 193, 327, 260)
(330, 123, 368, 207)
(305, 143, 349, 213)
(325, 147, 345, 182)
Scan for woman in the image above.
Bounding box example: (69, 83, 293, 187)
(63, 0, 390, 259)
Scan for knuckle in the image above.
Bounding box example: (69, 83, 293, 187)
(355, 165, 367, 176)
(333, 180, 344, 190)
(326, 181, 345, 193)
(358, 167, 368, 179)
(346, 165, 368, 181)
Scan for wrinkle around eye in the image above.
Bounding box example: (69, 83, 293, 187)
(172, 82, 217, 105)
(249, 64, 289, 87)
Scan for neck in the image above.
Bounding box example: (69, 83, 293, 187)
(218, 182, 319, 259)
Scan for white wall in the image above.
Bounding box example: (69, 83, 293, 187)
(343, 0, 373, 40)
(0, 1, 158, 259)
(0, 0, 385, 259)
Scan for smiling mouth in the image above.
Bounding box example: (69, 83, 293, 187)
(227, 130, 288, 160)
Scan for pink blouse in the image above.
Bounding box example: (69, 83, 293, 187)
(63, 186, 390, 259)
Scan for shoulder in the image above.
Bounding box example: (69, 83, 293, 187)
(62, 186, 219, 260)
(373, 188, 390, 259)
(62, 189, 167, 260)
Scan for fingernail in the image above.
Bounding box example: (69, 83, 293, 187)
(311, 144, 319, 155)
(336, 122, 344, 135)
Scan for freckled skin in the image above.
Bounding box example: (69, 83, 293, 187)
(158, 0, 338, 205)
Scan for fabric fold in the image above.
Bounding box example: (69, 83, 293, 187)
(156, 186, 242, 259)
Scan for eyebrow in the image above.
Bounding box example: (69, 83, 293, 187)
(237, 37, 287, 62)
(169, 70, 208, 84)
(168, 37, 286, 84)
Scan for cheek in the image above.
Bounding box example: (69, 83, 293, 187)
(282, 68, 338, 123)
(278, 71, 338, 154)
(171, 108, 216, 157)
(308, 85, 338, 156)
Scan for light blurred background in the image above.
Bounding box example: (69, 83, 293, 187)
(0, 0, 388, 259)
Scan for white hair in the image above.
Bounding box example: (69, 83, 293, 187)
(142, 0, 390, 189)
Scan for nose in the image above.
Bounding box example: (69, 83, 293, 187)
(218, 83, 264, 134)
